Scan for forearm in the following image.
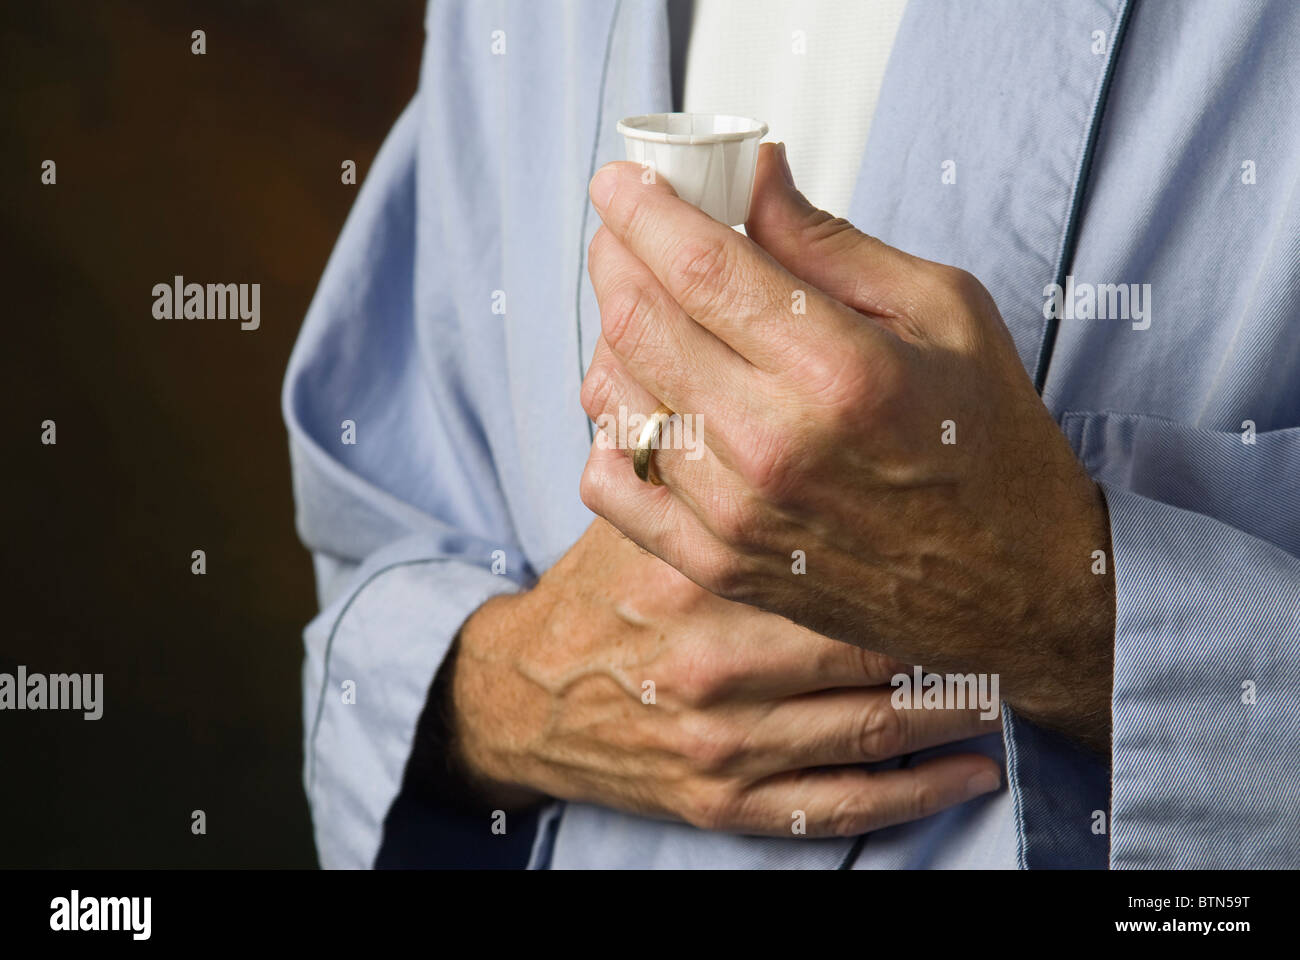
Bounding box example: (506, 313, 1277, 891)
(413, 595, 548, 814)
(998, 479, 1116, 756)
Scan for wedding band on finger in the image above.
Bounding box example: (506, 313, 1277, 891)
(633, 403, 674, 485)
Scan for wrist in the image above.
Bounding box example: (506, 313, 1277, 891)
(1006, 480, 1115, 754)
(447, 591, 551, 811)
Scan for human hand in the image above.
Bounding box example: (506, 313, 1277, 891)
(579, 145, 1115, 751)
(449, 519, 1003, 836)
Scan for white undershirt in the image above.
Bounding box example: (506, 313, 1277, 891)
(682, 0, 909, 216)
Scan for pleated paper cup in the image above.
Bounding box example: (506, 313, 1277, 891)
(616, 113, 769, 226)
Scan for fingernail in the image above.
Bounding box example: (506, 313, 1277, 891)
(589, 166, 617, 211)
(776, 142, 795, 187)
(965, 770, 1001, 800)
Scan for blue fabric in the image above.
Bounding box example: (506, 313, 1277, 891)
(283, 0, 1300, 868)
(377, 782, 541, 870)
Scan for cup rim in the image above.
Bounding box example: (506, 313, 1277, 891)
(617, 113, 769, 145)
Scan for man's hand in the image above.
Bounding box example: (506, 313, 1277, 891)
(449, 520, 1003, 837)
(579, 145, 1115, 752)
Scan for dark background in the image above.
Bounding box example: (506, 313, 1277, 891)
(2, 1, 424, 867)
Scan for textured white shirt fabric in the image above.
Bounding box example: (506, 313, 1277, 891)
(682, 0, 909, 215)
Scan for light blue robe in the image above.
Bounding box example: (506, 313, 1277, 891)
(283, 0, 1300, 868)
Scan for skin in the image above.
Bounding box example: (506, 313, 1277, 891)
(451, 518, 1004, 836)
(578, 143, 1116, 754)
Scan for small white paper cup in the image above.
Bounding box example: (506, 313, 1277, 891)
(616, 113, 769, 226)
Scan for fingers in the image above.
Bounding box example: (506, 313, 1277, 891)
(589, 161, 876, 371)
(585, 227, 753, 457)
(746, 687, 1003, 772)
(583, 334, 692, 476)
(700, 754, 1003, 838)
(582, 335, 746, 530)
(744, 142, 931, 325)
(579, 434, 739, 589)
(684, 625, 912, 701)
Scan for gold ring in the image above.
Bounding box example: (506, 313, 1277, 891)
(633, 404, 674, 485)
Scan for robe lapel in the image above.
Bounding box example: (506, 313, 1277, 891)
(848, 0, 1129, 377)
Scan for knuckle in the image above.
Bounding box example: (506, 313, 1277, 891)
(797, 348, 882, 427)
(906, 779, 943, 821)
(919, 263, 1000, 350)
(684, 720, 742, 775)
(586, 225, 607, 265)
(579, 361, 617, 420)
(734, 423, 804, 505)
(945, 265, 985, 301)
(807, 212, 863, 253)
(858, 647, 902, 684)
(682, 785, 740, 833)
(826, 792, 867, 838)
(601, 282, 656, 357)
(578, 462, 605, 515)
(831, 358, 880, 416)
(672, 235, 739, 313)
(857, 700, 906, 762)
(816, 639, 876, 684)
(929, 263, 986, 313)
(918, 259, 957, 287)
(667, 646, 727, 707)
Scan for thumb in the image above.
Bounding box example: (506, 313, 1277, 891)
(745, 142, 927, 319)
